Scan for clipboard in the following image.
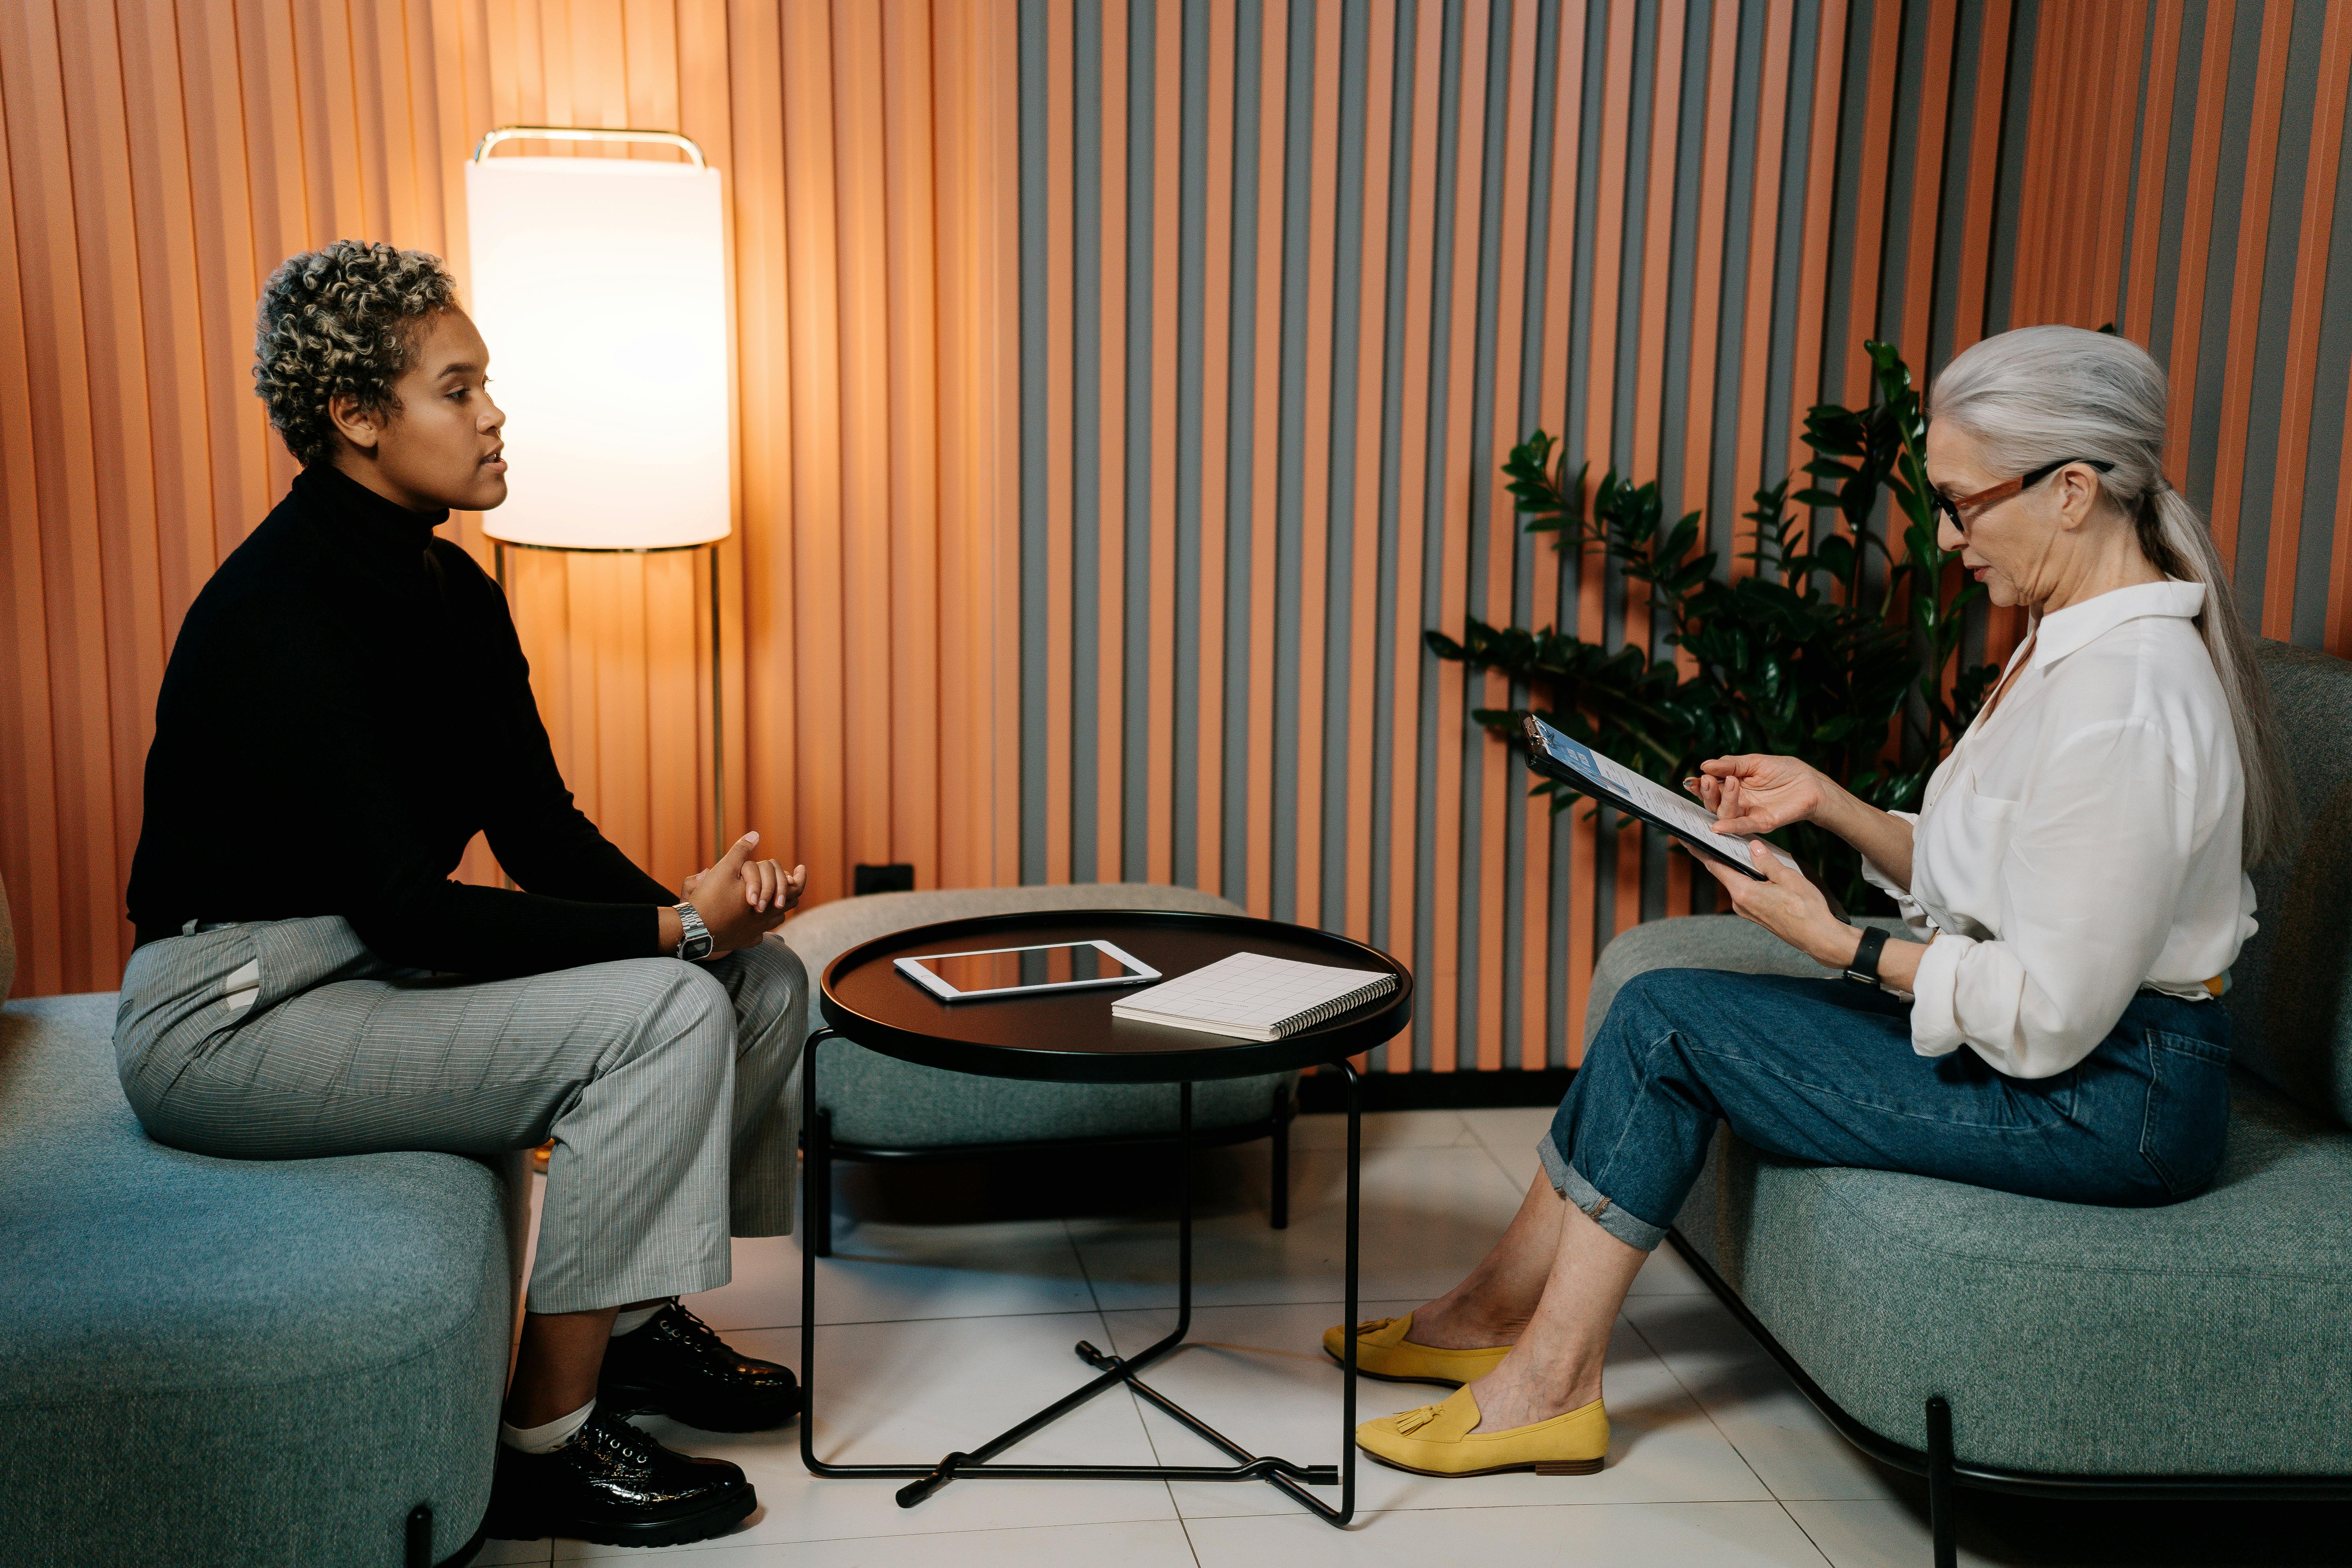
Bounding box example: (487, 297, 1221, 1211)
(1521, 714, 1795, 882)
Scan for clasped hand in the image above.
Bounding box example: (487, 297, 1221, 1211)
(1681, 754, 1859, 972)
(683, 830, 807, 956)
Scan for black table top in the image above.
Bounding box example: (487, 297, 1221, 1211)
(817, 908, 1415, 1084)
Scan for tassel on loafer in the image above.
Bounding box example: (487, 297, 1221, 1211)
(1320, 1313, 1511, 1388)
(1354, 1385, 1609, 1478)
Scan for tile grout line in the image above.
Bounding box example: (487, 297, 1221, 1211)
(1064, 1213, 1109, 1319)
(1618, 1300, 1790, 1512)
(723, 1289, 1500, 1338)
(1773, 1496, 1845, 1568)
(1173, 1504, 1206, 1567)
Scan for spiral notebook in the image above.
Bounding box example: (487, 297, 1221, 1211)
(1111, 951, 1397, 1042)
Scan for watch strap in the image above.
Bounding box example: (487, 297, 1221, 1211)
(673, 902, 714, 962)
(1843, 924, 1889, 988)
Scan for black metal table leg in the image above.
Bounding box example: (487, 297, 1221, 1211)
(798, 1041, 1361, 1527)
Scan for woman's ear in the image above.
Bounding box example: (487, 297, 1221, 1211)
(2053, 463, 2104, 532)
(326, 392, 382, 455)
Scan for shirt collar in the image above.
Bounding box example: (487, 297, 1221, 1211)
(291, 463, 450, 574)
(2029, 578, 2206, 671)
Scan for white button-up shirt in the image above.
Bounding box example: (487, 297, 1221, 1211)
(1861, 579, 2256, 1080)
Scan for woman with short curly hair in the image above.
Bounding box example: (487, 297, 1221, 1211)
(116, 240, 805, 1549)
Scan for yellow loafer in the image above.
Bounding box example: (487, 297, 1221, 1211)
(1355, 1385, 1608, 1477)
(1321, 1314, 1511, 1387)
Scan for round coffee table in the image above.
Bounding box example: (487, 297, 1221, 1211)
(798, 908, 1413, 1529)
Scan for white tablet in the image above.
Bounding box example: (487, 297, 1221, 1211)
(894, 940, 1161, 1001)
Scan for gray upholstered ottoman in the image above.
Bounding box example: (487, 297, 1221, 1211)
(778, 883, 1299, 1251)
(0, 989, 527, 1567)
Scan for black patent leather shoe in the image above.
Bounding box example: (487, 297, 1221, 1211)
(483, 1404, 755, 1548)
(598, 1300, 800, 1433)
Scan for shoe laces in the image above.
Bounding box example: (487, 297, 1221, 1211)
(658, 1301, 726, 1351)
(582, 1407, 660, 1465)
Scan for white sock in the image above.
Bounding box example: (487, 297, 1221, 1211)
(611, 1303, 665, 1338)
(499, 1397, 594, 1454)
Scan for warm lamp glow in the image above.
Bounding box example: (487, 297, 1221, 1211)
(465, 153, 730, 549)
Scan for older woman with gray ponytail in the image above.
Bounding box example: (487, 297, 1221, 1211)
(1337, 324, 2278, 1483)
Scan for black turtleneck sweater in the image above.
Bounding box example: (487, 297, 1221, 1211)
(126, 464, 670, 976)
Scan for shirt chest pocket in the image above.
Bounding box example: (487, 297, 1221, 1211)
(1938, 772, 2021, 863)
(1959, 787, 2020, 823)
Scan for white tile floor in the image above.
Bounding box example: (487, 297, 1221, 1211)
(481, 1106, 2342, 1568)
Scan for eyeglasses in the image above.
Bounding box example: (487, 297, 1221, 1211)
(1932, 457, 2114, 536)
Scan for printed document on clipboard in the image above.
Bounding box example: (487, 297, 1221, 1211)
(1521, 714, 1798, 882)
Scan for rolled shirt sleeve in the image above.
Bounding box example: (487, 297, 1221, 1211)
(1907, 717, 2191, 1078)
(1857, 810, 1935, 941)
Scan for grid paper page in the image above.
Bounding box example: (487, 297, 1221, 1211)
(1112, 951, 1390, 1032)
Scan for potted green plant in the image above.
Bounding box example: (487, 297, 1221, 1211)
(1428, 340, 1997, 910)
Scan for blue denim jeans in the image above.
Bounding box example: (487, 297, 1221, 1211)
(1542, 968, 2233, 1251)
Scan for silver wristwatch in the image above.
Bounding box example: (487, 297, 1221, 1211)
(673, 902, 714, 962)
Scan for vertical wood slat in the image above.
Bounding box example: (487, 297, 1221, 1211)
(1095, 0, 1127, 883)
(1785, 0, 1847, 481)
(1144, 0, 1180, 888)
(883, 0, 941, 886)
(2092, 3, 2147, 328)
(2265, 0, 2352, 640)
(4, 0, 121, 990)
(1342, 0, 1397, 953)
(1043, 1, 1074, 885)
(1244, 0, 1288, 919)
(1382, 0, 1445, 1067)
(1659, 0, 1739, 933)
(1527, 0, 1589, 1069)
(1195, 0, 1238, 898)
(1428, 0, 1496, 1071)
(1842, 0, 1904, 412)
(1293, 0, 1343, 931)
(1731, 4, 1793, 571)
(831, 1, 892, 872)
(1950, 0, 2014, 355)
(2165, 0, 2238, 484)
(1475, 0, 1541, 1073)
(0, 55, 68, 996)
(2123, 0, 2185, 348)
(1898, 0, 1958, 372)
(2204, 0, 2293, 567)
(780, 1, 849, 902)
(1580, 2, 1633, 972)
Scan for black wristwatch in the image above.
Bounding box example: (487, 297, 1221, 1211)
(673, 902, 714, 963)
(1843, 925, 1888, 990)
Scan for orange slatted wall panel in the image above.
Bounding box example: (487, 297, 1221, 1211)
(9, 0, 2352, 1098)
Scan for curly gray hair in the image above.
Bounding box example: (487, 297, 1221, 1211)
(253, 240, 459, 468)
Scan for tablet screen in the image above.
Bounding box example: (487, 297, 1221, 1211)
(899, 941, 1157, 998)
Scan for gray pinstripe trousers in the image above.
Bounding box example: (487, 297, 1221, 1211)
(114, 916, 807, 1315)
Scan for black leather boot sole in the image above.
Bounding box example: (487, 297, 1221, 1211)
(485, 1481, 755, 1550)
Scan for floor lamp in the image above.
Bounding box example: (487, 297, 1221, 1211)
(466, 126, 732, 866)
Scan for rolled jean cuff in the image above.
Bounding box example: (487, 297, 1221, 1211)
(1537, 1135, 1668, 1252)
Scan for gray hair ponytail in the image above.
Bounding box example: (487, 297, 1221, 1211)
(1929, 325, 2294, 865)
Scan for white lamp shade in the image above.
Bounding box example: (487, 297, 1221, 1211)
(465, 156, 730, 549)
